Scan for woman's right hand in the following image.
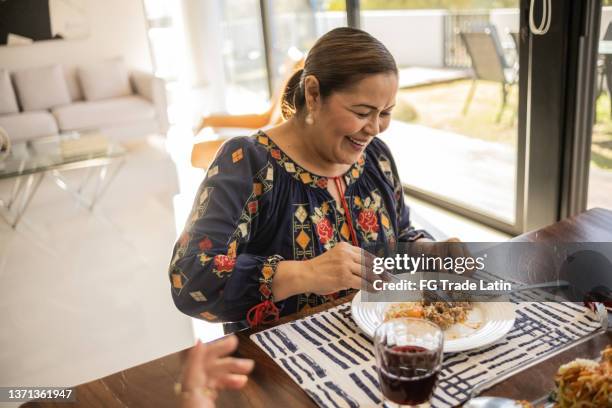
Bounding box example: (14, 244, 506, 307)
(272, 242, 376, 301)
(303, 242, 373, 295)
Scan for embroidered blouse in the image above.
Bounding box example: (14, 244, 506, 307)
(168, 131, 432, 324)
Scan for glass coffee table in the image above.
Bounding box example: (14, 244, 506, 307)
(0, 132, 126, 228)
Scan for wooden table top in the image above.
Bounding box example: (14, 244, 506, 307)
(24, 208, 612, 408)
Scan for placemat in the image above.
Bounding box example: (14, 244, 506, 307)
(250, 292, 601, 407)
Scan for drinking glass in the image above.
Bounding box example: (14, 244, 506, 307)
(374, 318, 444, 407)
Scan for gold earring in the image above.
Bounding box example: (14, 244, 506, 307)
(305, 112, 314, 125)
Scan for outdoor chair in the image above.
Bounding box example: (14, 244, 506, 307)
(460, 25, 517, 122)
(598, 22, 612, 120)
(510, 31, 520, 52)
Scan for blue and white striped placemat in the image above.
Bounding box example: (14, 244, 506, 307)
(250, 296, 601, 407)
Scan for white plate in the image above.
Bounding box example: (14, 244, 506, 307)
(351, 293, 516, 353)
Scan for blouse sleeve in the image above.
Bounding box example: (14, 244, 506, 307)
(373, 138, 434, 242)
(168, 137, 282, 323)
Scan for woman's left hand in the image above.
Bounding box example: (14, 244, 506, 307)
(180, 335, 254, 408)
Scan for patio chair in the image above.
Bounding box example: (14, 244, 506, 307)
(460, 25, 517, 122)
(600, 22, 612, 119)
(510, 31, 520, 51)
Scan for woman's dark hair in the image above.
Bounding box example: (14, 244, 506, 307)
(281, 27, 398, 120)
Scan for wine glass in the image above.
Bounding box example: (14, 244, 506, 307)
(374, 318, 444, 407)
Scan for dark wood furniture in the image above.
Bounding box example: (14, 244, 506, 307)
(23, 208, 612, 407)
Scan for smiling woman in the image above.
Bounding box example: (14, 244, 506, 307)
(168, 27, 434, 327)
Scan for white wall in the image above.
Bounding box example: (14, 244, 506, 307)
(362, 10, 447, 68)
(601, 7, 612, 40)
(489, 8, 519, 45)
(0, 0, 152, 72)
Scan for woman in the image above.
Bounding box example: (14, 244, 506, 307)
(168, 27, 433, 326)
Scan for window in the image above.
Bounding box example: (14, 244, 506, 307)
(359, 1, 521, 227)
(588, 3, 612, 211)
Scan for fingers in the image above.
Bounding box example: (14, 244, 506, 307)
(183, 340, 206, 378)
(348, 273, 364, 290)
(208, 357, 255, 377)
(203, 334, 239, 361)
(210, 374, 249, 390)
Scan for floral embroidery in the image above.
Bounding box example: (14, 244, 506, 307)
(357, 209, 379, 234)
(311, 201, 338, 250)
(353, 192, 383, 242)
(316, 218, 334, 245)
(213, 255, 236, 277)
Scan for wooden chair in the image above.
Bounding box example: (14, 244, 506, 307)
(191, 139, 226, 169)
(191, 58, 304, 169)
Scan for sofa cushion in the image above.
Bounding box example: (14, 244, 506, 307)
(63, 66, 84, 102)
(78, 58, 132, 101)
(52, 95, 156, 131)
(12, 64, 72, 111)
(0, 111, 59, 142)
(0, 69, 19, 114)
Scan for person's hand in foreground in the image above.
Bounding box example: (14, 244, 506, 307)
(179, 335, 254, 408)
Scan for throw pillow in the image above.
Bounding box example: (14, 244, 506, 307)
(78, 58, 132, 101)
(13, 64, 72, 111)
(0, 69, 19, 114)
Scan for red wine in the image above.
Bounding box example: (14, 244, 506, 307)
(377, 345, 439, 405)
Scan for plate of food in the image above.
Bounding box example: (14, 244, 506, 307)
(351, 294, 516, 353)
(551, 345, 611, 407)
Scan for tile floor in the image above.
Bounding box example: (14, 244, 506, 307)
(0, 133, 207, 393)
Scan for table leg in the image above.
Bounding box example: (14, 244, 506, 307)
(6, 175, 25, 210)
(0, 172, 45, 229)
(88, 159, 125, 210)
(50, 158, 125, 211)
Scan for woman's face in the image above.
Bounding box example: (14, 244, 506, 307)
(308, 72, 398, 166)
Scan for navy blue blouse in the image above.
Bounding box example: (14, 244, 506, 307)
(168, 131, 431, 324)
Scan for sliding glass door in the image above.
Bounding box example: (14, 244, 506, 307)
(588, 2, 612, 210)
(261, 0, 347, 98)
(356, 1, 521, 231)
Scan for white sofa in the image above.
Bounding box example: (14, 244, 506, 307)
(0, 59, 168, 143)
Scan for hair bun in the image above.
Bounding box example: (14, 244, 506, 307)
(280, 67, 306, 120)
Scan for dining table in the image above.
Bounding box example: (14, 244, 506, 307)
(23, 208, 612, 407)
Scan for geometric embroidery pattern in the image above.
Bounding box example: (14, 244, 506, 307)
(292, 203, 315, 260)
(255, 131, 366, 189)
(190, 291, 207, 302)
